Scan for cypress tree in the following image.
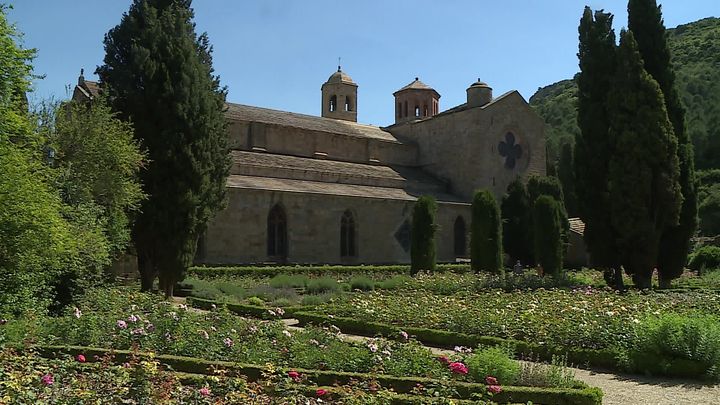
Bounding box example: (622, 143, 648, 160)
(576, 7, 622, 287)
(501, 179, 532, 265)
(628, 0, 698, 288)
(607, 30, 681, 289)
(97, 0, 230, 296)
(471, 189, 503, 274)
(527, 175, 569, 259)
(533, 195, 564, 278)
(410, 196, 437, 275)
(557, 142, 578, 217)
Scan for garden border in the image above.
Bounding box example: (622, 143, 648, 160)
(188, 264, 469, 278)
(31, 345, 602, 405)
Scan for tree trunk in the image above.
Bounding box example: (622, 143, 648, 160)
(613, 267, 625, 290)
(658, 277, 672, 289)
(632, 273, 652, 289)
(138, 253, 156, 292)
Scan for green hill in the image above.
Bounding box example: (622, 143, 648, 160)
(530, 17, 720, 170)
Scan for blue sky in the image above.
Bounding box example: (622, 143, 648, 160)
(7, 1, 718, 126)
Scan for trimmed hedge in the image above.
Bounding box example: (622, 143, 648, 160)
(293, 311, 619, 370)
(186, 296, 308, 319)
(33, 345, 602, 405)
(188, 264, 471, 278)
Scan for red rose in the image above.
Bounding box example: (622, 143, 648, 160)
(316, 388, 327, 397)
(76, 354, 86, 363)
(448, 362, 468, 375)
(287, 370, 300, 381)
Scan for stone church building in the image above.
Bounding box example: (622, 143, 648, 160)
(74, 68, 545, 265)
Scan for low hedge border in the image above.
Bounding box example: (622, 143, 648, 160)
(186, 296, 309, 319)
(189, 264, 470, 278)
(293, 311, 620, 371)
(32, 345, 602, 405)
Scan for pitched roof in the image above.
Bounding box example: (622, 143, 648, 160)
(226, 174, 466, 204)
(393, 77, 440, 97)
(568, 217, 586, 235)
(225, 103, 399, 142)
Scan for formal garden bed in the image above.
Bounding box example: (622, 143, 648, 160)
(177, 268, 720, 381)
(0, 287, 603, 404)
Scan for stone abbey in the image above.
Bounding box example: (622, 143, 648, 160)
(74, 68, 545, 265)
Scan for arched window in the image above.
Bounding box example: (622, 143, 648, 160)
(340, 210, 357, 257)
(454, 216, 467, 257)
(267, 204, 287, 259)
(345, 96, 352, 111)
(414, 105, 420, 117)
(329, 95, 337, 112)
(403, 101, 408, 117)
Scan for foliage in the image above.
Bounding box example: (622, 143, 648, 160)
(465, 346, 520, 385)
(470, 189, 502, 274)
(410, 196, 437, 274)
(533, 196, 564, 278)
(49, 99, 146, 259)
(305, 277, 342, 294)
(688, 246, 720, 273)
(269, 274, 309, 289)
(575, 7, 620, 275)
(98, 0, 231, 295)
(698, 190, 720, 236)
(349, 276, 376, 291)
(629, 0, 698, 288)
(190, 264, 468, 278)
(624, 313, 720, 379)
(607, 30, 681, 288)
(557, 142, 578, 217)
(529, 79, 579, 162)
(526, 175, 569, 250)
(501, 179, 532, 265)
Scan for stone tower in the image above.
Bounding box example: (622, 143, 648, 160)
(466, 79, 493, 108)
(321, 67, 357, 122)
(393, 77, 440, 124)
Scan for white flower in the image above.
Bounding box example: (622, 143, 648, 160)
(73, 307, 82, 319)
(367, 343, 378, 353)
(399, 331, 409, 340)
(276, 307, 285, 316)
(282, 330, 292, 338)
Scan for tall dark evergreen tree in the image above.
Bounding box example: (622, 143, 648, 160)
(557, 142, 578, 217)
(501, 179, 532, 265)
(533, 196, 564, 278)
(575, 8, 622, 287)
(410, 196, 437, 275)
(526, 175, 569, 260)
(607, 30, 681, 289)
(97, 0, 230, 296)
(471, 189, 503, 274)
(628, 0, 698, 288)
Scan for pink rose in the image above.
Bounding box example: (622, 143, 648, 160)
(485, 376, 498, 385)
(448, 362, 468, 375)
(316, 388, 327, 397)
(287, 370, 300, 381)
(41, 373, 54, 386)
(76, 354, 86, 363)
(488, 385, 502, 394)
(199, 387, 211, 396)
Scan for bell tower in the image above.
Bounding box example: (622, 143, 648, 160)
(321, 66, 357, 122)
(393, 77, 440, 124)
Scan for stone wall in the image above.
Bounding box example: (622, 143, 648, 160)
(390, 91, 546, 200)
(201, 188, 470, 265)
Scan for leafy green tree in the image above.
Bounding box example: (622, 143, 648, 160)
(699, 191, 720, 236)
(576, 7, 621, 286)
(533, 196, 564, 278)
(410, 196, 437, 274)
(0, 6, 75, 317)
(98, 0, 230, 296)
(628, 0, 698, 288)
(471, 189, 503, 274)
(607, 29, 681, 289)
(557, 142, 578, 217)
(501, 179, 532, 265)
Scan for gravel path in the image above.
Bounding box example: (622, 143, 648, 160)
(180, 299, 720, 404)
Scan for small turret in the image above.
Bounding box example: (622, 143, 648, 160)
(393, 77, 440, 124)
(321, 66, 358, 122)
(466, 79, 493, 108)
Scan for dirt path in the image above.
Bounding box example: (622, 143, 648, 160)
(179, 299, 720, 404)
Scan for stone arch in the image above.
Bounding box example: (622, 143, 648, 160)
(329, 95, 337, 112)
(340, 210, 357, 257)
(267, 204, 288, 259)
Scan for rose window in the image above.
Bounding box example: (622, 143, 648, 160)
(498, 132, 522, 169)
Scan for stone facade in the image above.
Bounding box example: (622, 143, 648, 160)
(73, 68, 546, 265)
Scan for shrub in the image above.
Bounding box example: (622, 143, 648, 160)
(626, 313, 720, 380)
(518, 355, 577, 388)
(465, 346, 520, 385)
(688, 246, 720, 274)
(375, 275, 411, 290)
(471, 189, 503, 274)
(533, 195, 564, 278)
(301, 294, 336, 306)
(306, 277, 342, 294)
(214, 281, 247, 301)
(248, 286, 300, 303)
(247, 296, 264, 306)
(349, 276, 375, 291)
(411, 196, 437, 275)
(269, 274, 309, 289)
